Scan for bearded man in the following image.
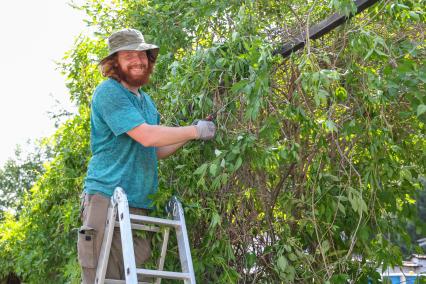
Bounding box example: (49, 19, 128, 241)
(77, 28, 215, 283)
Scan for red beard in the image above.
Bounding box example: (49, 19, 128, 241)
(117, 64, 151, 87)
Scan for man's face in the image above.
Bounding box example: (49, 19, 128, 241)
(116, 50, 151, 87)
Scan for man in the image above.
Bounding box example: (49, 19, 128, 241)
(77, 28, 215, 283)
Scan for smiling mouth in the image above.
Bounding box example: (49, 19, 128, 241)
(129, 67, 145, 74)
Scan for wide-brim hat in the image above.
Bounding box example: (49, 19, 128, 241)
(101, 28, 159, 63)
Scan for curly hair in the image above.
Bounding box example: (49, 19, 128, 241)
(99, 50, 157, 82)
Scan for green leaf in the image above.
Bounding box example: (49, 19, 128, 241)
(338, 202, 346, 215)
(210, 163, 219, 176)
(245, 253, 256, 269)
(364, 48, 375, 60)
(409, 11, 420, 21)
(232, 31, 239, 41)
(315, 89, 329, 106)
(234, 157, 243, 171)
(288, 253, 297, 261)
(209, 212, 221, 230)
(194, 163, 208, 175)
(417, 104, 426, 116)
(335, 86, 348, 101)
(276, 255, 288, 272)
(321, 240, 330, 253)
(215, 58, 226, 68)
(230, 80, 249, 94)
(325, 120, 338, 133)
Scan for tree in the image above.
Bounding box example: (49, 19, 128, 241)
(0, 0, 424, 283)
(0, 141, 49, 220)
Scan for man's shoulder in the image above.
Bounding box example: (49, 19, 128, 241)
(93, 79, 127, 103)
(95, 79, 123, 95)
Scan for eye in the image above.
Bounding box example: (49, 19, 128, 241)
(123, 52, 137, 60)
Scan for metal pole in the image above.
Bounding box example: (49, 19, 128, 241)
(273, 0, 380, 58)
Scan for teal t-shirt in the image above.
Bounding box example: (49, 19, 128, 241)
(84, 78, 160, 209)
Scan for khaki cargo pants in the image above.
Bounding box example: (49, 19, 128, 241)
(77, 193, 152, 284)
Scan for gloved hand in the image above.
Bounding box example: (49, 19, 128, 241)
(194, 120, 216, 140)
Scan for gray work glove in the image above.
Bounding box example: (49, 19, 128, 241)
(194, 120, 216, 140)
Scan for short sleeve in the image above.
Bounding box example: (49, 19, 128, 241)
(93, 88, 145, 136)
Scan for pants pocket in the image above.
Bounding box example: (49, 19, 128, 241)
(77, 225, 97, 269)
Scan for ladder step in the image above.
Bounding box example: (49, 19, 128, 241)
(129, 214, 181, 228)
(104, 280, 150, 284)
(114, 221, 160, 232)
(136, 268, 191, 280)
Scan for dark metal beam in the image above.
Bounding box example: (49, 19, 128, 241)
(273, 0, 380, 58)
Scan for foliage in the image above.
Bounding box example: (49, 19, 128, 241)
(0, 141, 49, 220)
(0, 0, 425, 283)
(0, 113, 90, 283)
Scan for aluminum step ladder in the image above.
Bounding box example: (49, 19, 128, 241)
(95, 187, 196, 284)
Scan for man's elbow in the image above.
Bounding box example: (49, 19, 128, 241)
(139, 137, 155, 147)
(156, 151, 166, 160)
(137, 132, 156, 147)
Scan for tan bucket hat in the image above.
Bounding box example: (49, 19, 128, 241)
(101, 28, 159, 62)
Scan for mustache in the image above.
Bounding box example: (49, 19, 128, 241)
(129, 64, 147, 69)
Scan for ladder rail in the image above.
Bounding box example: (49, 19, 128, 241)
(169, 197, 196, 284)
(115, 188, 138, 283)
(96, 205, 118, 284)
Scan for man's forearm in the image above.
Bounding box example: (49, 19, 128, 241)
(127, 123, 198, 147)
(156, 141, 187, 159)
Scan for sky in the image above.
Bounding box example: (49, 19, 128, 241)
(0, 0, 87, 166)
